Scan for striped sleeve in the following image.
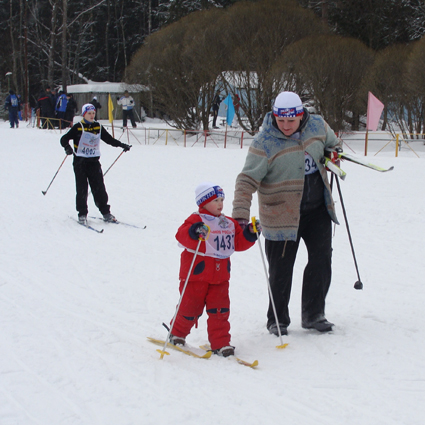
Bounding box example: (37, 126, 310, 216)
(232, 146, 268, 220)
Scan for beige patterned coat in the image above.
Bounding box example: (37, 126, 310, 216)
(232, 110, 341, 241)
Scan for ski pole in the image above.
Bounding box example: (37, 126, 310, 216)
(88, 148, 129, 196)
(158, 225, 211, 360)
(42, 155, 68, 196)
(251, 217, 288, 349)
(335, 177, 363, 290)
(102, 148, 129, 178)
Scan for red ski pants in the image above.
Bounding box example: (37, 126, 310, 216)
(171, 280, 231, 351)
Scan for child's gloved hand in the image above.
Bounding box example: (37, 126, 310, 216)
(189, 222, 210, 240)
(249, 219, 262, 234)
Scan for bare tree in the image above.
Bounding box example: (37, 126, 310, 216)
(61, 0, 68, 91)
(217, 0, 328, 133)
(127, 8, 225, 130)
(47, 0, 59, 86)
(280, 34, 375, 131)
(361, 44, 414, 137)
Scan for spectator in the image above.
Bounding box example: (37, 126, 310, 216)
(233, 93, 240, 113)
(90, 96, 102, 120)
(36, 87, 55, 129)
(211, 92, 221, 129)
(64, 94, 78, 128)
(4, 90, 21, 128)
(17, 94, 23, 121)
(117, 90, 137, 128)
(55, 91, 68, 128)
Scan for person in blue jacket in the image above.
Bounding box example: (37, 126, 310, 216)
(55, 91, 68, 128)
(4, 90, 21, 128)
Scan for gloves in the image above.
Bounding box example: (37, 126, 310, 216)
(189, 222, 210, 240)
(235, 218, 249, 230)
(249, 218, 262, 234)
(120, 143, 131, 152)
(325, 148, 342, 167)
(64, 145, 73, 155)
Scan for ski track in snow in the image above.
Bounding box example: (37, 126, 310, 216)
(1, 120, 425, 425)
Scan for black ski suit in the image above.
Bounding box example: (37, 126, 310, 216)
(60, 120, 126, 217)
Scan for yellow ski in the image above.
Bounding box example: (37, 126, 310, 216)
(199, 344, 259, 369)
(148, 337, 212, 359)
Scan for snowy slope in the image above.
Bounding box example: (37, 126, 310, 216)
(1, 120, 425, 425)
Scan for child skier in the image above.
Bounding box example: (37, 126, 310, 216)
(60, 103, 131, 224)
(169, 182, 260, 357)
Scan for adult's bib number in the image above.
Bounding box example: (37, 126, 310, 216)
(304, 152, 318, 175)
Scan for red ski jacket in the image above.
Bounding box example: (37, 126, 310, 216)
(176, 208, 256, 284)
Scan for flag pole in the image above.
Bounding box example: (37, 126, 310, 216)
(364, 129, 369, 156)
(108, 93, 115, 138)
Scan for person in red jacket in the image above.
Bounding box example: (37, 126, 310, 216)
(169, 182, 260, 357)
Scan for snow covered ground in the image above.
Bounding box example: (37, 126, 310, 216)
(1, 118, 425, 425)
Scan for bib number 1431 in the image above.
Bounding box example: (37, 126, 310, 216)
(213, 234, 234, 251)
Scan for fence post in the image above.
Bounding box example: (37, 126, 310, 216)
(395, 134, 399, 157)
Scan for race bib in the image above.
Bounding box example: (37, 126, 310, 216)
(304, 152, 318, 175)
(200, 214, 236, 259)
(76, 124, 101, 158)
(180, 214, 236, 259)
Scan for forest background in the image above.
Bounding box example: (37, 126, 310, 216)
(2, 0, 425, 136)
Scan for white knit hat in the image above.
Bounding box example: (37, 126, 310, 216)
(81, 103, 96, 116)
(273, 91, 304, 117)
(195, 182, 225, 208)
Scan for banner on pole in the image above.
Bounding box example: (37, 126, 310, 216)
(223, 94, 235, 126)
(366, 92, 384, 131)
(108, 93, 114, 123)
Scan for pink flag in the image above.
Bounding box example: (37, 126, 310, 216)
(366, 92, 384, 131)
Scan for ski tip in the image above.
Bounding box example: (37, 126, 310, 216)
(236, 358, 259, 368)
(203, 351, 213, 359)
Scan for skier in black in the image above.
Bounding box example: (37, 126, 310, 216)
(211, 92, 221, 129)
(60, 103, 131, 224)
